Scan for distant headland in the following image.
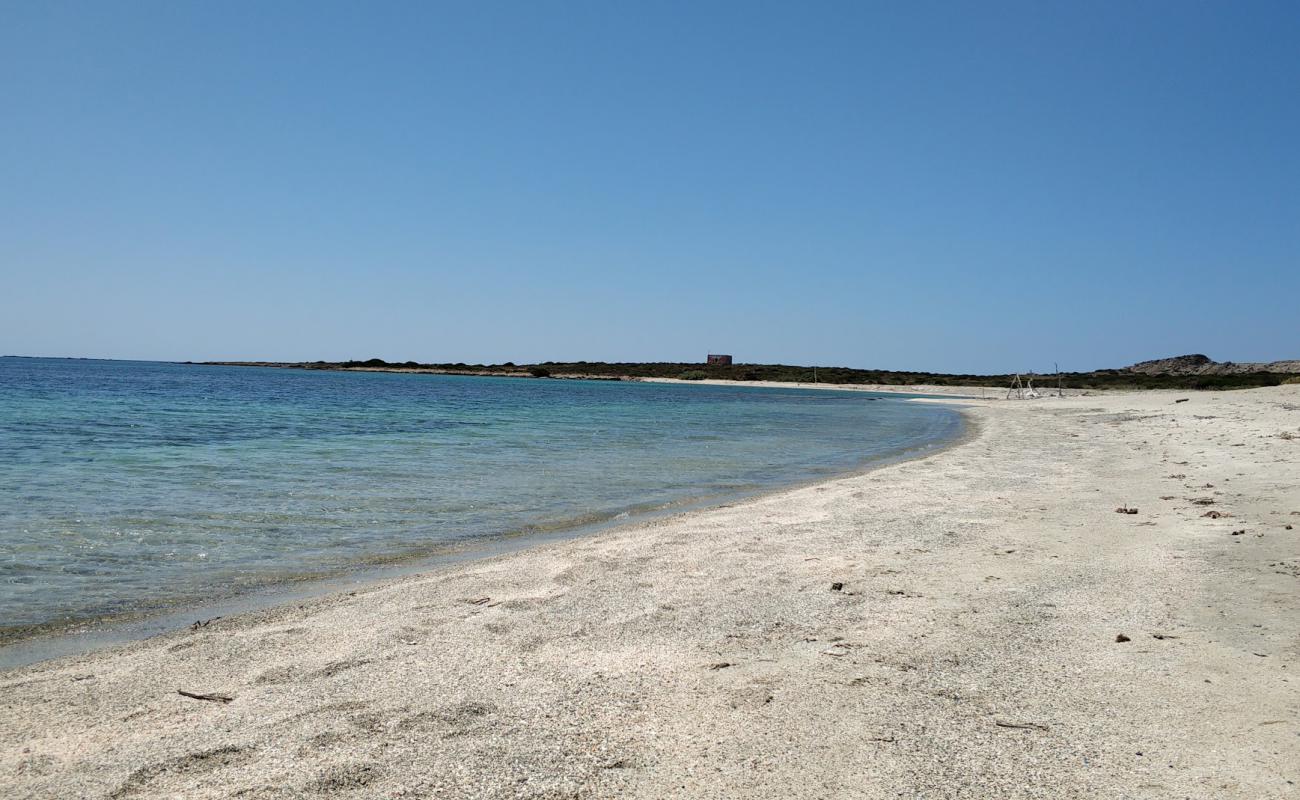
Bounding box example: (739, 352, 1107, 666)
(197, 354, 1300, 391)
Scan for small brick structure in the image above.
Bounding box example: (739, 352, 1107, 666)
(706, 354, 733, 366)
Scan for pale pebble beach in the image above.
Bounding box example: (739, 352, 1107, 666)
(2, 386, 1298, 798)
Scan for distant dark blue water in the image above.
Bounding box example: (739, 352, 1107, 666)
(0, 358, 961, 634)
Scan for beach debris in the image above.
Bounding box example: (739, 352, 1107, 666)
(1174, 398, 1189, 403)
(177, 689, 234, 704)
(1151, 633, 1180, 640)
(830, 582, 844, 592)
(1167, 473, 1186, 479)
(1202, 510, 1226, 518)
(1115, 506, 1139, 514)
(190, 617, 222, 630)
(464, 597, 491, 605)
(1231, 529, 1245, 536)
(707, 662, 734, 670)
(1287, 525, 1293, 530)
(885, 588, 922, 597)
(1160, 495, 1176, 500)
(1190, 498, 1216, 506)
(1115, 634, 1131, 643)
(994, 719, 1050, 732)
(821, 645, 851, 657)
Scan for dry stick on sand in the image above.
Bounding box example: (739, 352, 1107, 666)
(177, 689, 234, 704)
(994, 720, 1050, 732)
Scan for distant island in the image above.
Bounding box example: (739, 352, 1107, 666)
(198, 354, 1300, 391)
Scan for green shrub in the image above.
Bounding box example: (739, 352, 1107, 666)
(529, 367, 551, 378)
(678, 370, 709, 381)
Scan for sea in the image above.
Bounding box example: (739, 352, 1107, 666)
(0, 357, 962, 647)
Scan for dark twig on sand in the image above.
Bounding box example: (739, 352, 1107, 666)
(177, 689, 234, 703)
(994, 720, 1049, 731)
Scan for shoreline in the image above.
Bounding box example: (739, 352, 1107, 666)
(0, 398, 969, 670)
(3, 387, 1297, 797)
(637, 375, 1013, 397)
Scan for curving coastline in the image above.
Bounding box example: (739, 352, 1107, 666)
(0, 404, 964, 668)
(0, 360, 963, 651)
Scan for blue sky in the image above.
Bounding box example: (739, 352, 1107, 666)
(2, 1, 1297, 372)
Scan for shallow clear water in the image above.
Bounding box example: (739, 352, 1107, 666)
(0, 357, 961, 633)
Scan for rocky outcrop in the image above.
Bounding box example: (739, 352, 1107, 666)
(1127, 355, 1300, 375)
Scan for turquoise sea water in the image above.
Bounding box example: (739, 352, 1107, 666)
(0, 357, 961, 636)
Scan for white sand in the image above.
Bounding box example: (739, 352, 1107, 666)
(2, 387, 1298, 799)
(637, 376, 1015, 397)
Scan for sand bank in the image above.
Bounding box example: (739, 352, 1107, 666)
(2, 387, 1298, 798)
(637, 376, 1011, 397)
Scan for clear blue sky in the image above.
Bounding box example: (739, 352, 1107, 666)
(2, 1, 1297, 372)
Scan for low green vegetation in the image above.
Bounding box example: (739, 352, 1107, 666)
(243, 359, 1292, 390)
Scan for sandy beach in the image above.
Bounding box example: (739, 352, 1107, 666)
(2, 386, 1298, 799)
(637, 377, 1021, 398)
